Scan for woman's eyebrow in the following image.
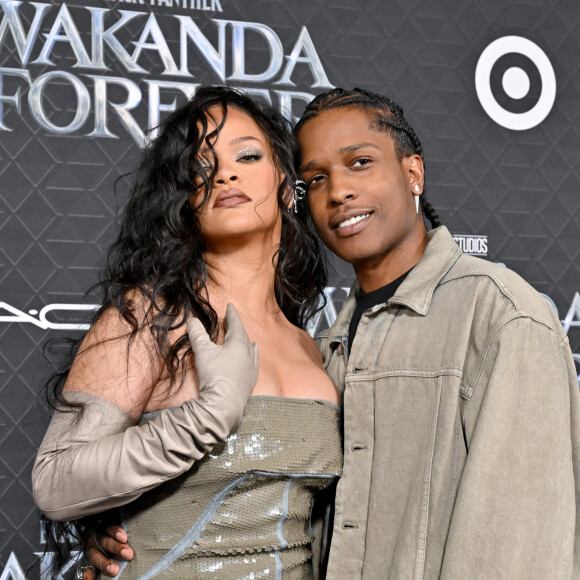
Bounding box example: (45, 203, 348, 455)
(229, 136, 262, 145)
(199, 136, 262, 156)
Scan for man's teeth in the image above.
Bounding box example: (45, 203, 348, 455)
(338, 213, 370, 228)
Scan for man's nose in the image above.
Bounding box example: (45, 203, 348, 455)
(328, 174, 357, 205)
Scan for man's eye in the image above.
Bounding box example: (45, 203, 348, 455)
(352, 158, 372, 168)
(308, 175, 324, 187)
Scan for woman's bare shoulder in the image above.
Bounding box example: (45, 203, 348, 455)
(292, 325, 324, 364)
(64, 295, 171, 420)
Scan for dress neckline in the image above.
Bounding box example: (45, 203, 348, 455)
(141, 394, 340, 419)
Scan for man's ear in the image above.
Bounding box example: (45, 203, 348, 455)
(403, 154, 424, 193)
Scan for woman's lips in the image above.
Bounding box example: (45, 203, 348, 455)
(213, 189, 251, 208)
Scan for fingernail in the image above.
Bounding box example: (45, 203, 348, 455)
(115, 531, 126, 542)
(106, 564, 119, 575)
(120, 548, 132, 560)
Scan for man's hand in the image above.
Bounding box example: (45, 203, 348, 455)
(83, 525, 134, 578)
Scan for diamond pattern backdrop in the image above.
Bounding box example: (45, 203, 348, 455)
(0, 0, 579, 576)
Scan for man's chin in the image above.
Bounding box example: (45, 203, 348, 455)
(321, 236, 376, 265)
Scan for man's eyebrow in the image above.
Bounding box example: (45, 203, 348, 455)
(300, 159, 319, 174)
(300, 142, 379, 173)
(338, 142, 380, 154)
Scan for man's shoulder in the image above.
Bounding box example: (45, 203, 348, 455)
(441, 253, 559, 331)
(315, 328, 331, 352)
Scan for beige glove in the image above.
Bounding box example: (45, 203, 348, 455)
(32, 304, 258, 522)
(186, 303, 259, 440)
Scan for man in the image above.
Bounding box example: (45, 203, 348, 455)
(86, 88, 580, 578)
(294, 87, 579, 578)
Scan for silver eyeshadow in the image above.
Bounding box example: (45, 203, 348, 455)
(234, 146, 263, 162)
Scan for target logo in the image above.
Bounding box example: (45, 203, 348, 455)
(475, 36, 556, 130)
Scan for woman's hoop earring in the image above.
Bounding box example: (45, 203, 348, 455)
(293, 180, 307, 214)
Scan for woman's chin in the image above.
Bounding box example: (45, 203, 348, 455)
(205, 228, 280, 250)
(203, 218, 282, 245)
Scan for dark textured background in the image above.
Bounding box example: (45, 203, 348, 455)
(1, 0, 579, 576)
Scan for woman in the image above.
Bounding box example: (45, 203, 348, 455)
(32, 86, 341, 579)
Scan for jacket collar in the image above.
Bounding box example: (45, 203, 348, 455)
(390, 226, 462, 315)
(326, 226, 462, 342)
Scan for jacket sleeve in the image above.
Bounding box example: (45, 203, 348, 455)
(441, 316, 580, 579)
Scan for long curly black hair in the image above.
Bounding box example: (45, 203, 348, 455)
(46, 85, 327, 408)
(40, 86, 327, 576)
(294, 87, 441, 229)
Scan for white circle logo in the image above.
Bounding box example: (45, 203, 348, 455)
(475, 36, 556, 130)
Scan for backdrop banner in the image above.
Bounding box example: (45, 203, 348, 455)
(0, 0, 579, 576)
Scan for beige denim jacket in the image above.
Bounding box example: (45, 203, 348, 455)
(318, 226, 580, 579)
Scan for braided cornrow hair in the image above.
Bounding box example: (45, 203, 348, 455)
(295, 87, 441, 229)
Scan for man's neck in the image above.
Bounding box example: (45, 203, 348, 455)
(353, 229, 429, 293)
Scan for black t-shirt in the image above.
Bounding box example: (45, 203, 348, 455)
(348, 270, 411, 352)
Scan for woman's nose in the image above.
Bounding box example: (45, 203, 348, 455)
(214, 162, 238, 185)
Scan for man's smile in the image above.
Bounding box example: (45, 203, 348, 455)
(329, 208, 374, 236)
(338, 213, 371, 228)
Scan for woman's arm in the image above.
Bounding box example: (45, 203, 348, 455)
(32, 304, 258, 521)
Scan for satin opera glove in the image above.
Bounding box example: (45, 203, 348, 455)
(32, 304, 259, 521)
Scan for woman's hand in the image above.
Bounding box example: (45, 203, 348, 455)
(186, 303, 259, 437)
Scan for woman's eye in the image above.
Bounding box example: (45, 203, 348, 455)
(236, 151, 263, 163)
(195, 157, 214, 176)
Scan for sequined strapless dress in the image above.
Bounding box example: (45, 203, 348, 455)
(112, 396, 342, 580)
